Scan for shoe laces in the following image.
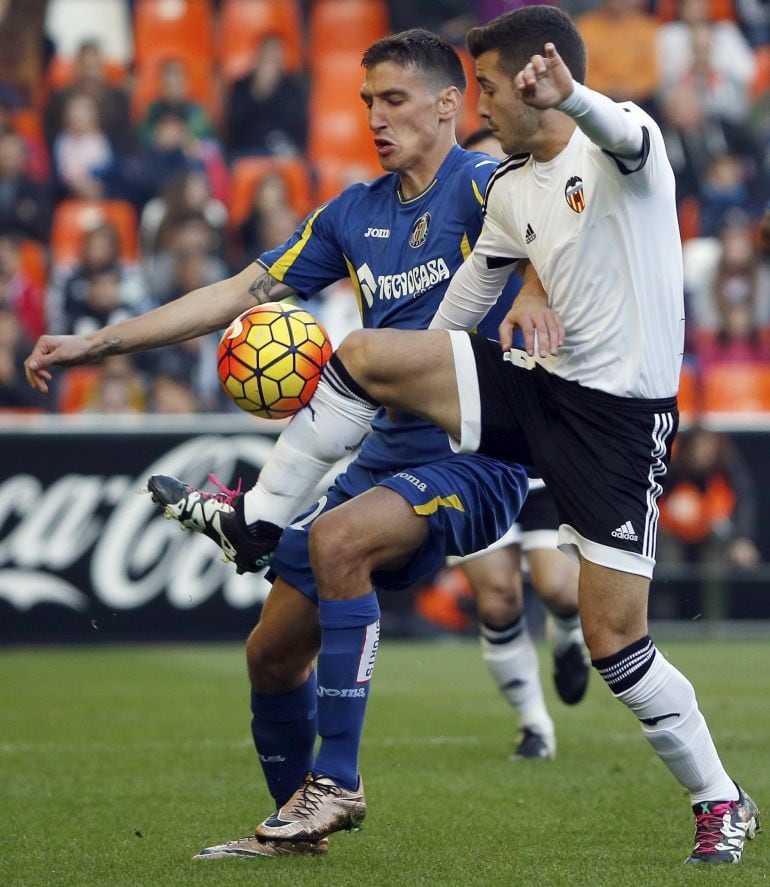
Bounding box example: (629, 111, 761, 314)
(693, 801, 736, 853)
(189, 473, 242, 505)
(287, 774, 344, 817)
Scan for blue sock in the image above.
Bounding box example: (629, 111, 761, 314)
(313, 591, 381, 791)
(250, 673, 317, 808)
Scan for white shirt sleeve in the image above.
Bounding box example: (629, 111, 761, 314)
(429, 248, 517, 331)
(557, 82, 644, 158)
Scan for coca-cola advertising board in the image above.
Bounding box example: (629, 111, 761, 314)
(0, 414, 285, 642)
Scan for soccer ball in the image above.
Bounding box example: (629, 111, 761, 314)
(217, 303, 333, 419)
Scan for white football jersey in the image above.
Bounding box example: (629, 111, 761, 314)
(476, 104, 684, 399)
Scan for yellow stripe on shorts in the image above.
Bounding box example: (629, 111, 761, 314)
(412, 494, 465, 516)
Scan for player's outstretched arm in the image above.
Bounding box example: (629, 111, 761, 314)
(24, 263, 296, 393)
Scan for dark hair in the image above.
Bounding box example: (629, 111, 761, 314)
(467, 6, 586, 85)
(462, 127, 496, 151)
(362, 29, 466, 94)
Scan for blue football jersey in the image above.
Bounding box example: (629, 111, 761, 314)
(257, 145, 520, 470)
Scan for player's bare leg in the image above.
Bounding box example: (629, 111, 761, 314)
(462, 545, 555, 759)
(579, 558, 759, 863)
(337, 329, 463, 439)
(527, 547, 589, 705)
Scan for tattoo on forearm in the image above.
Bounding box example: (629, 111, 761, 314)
(249, 274, 278, 304)
(95, 338, 123, 359)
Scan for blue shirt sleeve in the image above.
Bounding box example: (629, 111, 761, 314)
(256, 196, 350, 297)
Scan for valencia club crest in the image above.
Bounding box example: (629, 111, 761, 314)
(565, 176, 585, 213)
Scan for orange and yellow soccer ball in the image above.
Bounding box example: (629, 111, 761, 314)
(217, 303, 333, 419)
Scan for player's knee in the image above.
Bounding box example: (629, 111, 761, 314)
(581, 611, 647, 661)
(337, 328, 397, 395)
(309, 509, 371, 590)
(246, 626, 310, 691)
(474, 577, 523, 626)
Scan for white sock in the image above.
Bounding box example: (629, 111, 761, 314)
(546, 610, 583, 654)
(243, 355, 378, 527)
(596, 637, 737, 804)
(480, 618, 554, 740)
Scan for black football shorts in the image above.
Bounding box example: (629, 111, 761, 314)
(450, 332, 679, 578)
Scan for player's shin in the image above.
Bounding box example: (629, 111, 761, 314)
(593, 636, 737, 803)
(250, 676, 319, 808)
(481, 617, 554, 744)
(313, 591, 380, 790)
(243, 354, 379, 527)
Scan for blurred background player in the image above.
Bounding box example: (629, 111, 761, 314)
(452, 126, 587, 761)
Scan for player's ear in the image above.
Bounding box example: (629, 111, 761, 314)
(437, 86, 462, 119)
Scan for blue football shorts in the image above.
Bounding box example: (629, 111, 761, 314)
(267, 454, 527, 602)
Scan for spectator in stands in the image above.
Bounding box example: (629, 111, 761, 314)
(0, 130, 51, 242)
(694, 211, 770, 364)
(238, 172, 299, 262)
(576, 0, 660, 115)
(139, 169, 226, 258)
(698, 153, 752, 237)
(143, 211, 226, 303)
(657, 0, 756, 124)
(45, 40, 133, 154)
(0, 306, 47, 409)
(86, 354, 145, 414)
(225, 34, 308, 159)
(132, 107, 228, 206)
(0, 233, 45, 340)
(0, 0, 49, 107)
(61, 265, 141, 337)
(0, 98, 50, 182)
(51, 91, 119, 201)
(149, 371, 200, 414)
(47, 220, 148, 335)
(140, 58, 215, 147)
(658, 426, 761, 568)
(659, 81, 762, 205)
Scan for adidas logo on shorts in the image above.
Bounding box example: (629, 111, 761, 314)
(611, 521, 639, 542)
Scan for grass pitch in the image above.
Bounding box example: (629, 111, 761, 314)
(1, 638, 768, 886)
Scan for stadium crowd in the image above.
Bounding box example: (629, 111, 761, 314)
(1, 0, 769, 417)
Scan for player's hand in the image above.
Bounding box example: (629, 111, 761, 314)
(499, 290, 564, 357)
(24, 334, 93, 393)
(514, 43, 574, 110)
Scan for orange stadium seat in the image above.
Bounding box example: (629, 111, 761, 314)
(677, 363, 700, 420)
(656, 0, 737, 21)
(9, 108, 50, 181)
(18, 240, 48, 289)
(308, 0, 389, 68)
(218, 0, 304, 82)
(133, 0, 214, 68)
(701, 362, 770, 413)
(227, 156, 313, 229)
(50, 200, 139, 266)
(57, 366, 103, 413)
(314, 159, 380, 205)
(308, 51, 375, 169)
(678, 196, 701, 242)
